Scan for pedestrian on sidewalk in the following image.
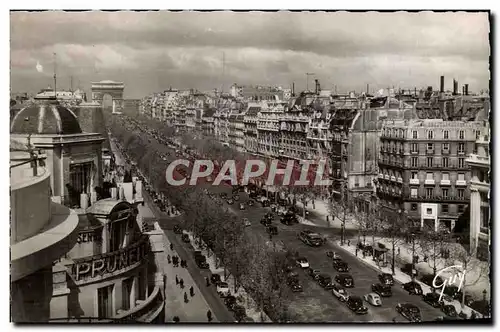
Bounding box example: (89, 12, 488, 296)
(179, 278, 184, 289)
(190, 286, 194, 297)
(167, 254, 171, 264)
(173, 316, 180, 323)
(355, 248, 358, 257)
(175, 275, 179, 285)
(347, 240, 350, 246)
(170, 243, 174, 251)
(397, 247, 400, 256)
(207, 310, 213, 322)
(206, 277, 210, 287)
(184, 292, 189, 303)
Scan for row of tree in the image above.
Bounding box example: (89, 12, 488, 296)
(107, 114, 298, 322)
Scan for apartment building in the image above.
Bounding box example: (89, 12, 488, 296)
(467, 130, 490, 261)
(257, 101, 285, 157)
(377, 119, 485, 232)
(243, 104, 260, 154)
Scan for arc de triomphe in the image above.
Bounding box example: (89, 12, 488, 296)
(91, 80, 125, 113)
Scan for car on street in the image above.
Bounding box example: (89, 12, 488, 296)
(332, 284, 349, 302)
(181, 233, 190, 243)
(267, 225, 278, 235)
(318, 274, 335, 290)
(307, 268, 322, 280)
(239, 203, 245, 210)
(402, 281, 423, 295)
(217, 282, 230, 297)
(232, 195, 240, 202)
(423, 292, 445, 308)
(333, 260, 349, 272)
(173, 225, 183, 234)
(296, 257, 310, 269)
(441, 304, 458, 318)
(420, 274, 444, 288)
(364, 293, 382, 307)
(260, 218, 272, 227)
(289, 282, 304, 293)
(220, 193, 228, 199)
(335, 274, 354, 288)
(247, 200, 254, 207)
(224, 295, 237, 311)
(378, 273, 394, 286)
(298, 230, 324, 247)
(233, 305, 246, 322)
(280, 212, 298, 225)
(210, 274, 222, 285)
(443, 285, 473, 305)
(196, 257, 209, 269)
(265, 212, 275, 220)
(286, 271, 299, 283)
(227, 199, 234, 205)
(346, 296, 368, 315)
(401, 263, 419, 278)
(396, 303, 422, 322)
(371, 283, 392, 297)
(243, 218, 252, 227)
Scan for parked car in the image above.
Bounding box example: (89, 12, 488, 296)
(441, 304, 458, 318)
(181, 233, 190, 243)
(227, 199, 235, 205)
(364, 293, 382, 307)
(420, 274, 444, 288)
(307, 268, 322, 280)
(333, 260, 349, 272)
(224, 295, 237, 310)
(318, 274, 335, 290)
(210, 274, 222, 285)
(371, 283, 392, 297)
(233, 194, 240, 201)
(247, 200, 254, 207)
(401, 263, 418, 278)
(396, 303, 422, 322)
(265, 212, 275, 220)
(267, 225, 278, 235)
(335, 274, 354, 288)
(288, 280, 303, 292)
(233, 305, 246, 322)
(443, 285, 474, 305)
(296, 257, 310, 269)
(217, 282, 230, 297)
(260, 218, 272, 227)
(378, 273, 394, 286)
(243, 218, 252, 227)
(220, 193, 228, 199)
(173, 225, 183, 234)
(239, 203, 245, 210)
(326, 251, 335, 258)
(196, 257, 209, 269)
(332, 284, 349, 302)
(346, 296, 368, 314)
(423, 292, 444, 308)
(402, 281, 423, 295)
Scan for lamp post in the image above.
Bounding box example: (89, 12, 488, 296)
(411, 232, 416, 281)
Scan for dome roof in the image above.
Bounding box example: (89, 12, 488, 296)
(10, 99, 82, 135)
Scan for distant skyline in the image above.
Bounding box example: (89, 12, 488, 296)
(10, 11, 490, 99)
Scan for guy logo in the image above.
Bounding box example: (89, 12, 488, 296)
(433, 265, 465, 302)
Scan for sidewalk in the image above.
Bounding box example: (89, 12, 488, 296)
(138, 203, 216, 323)
(295, 199, 358, 229)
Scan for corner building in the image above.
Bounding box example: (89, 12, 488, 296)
(377, 119, 486, 232)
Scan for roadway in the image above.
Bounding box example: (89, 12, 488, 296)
(110, 115, 446, 322)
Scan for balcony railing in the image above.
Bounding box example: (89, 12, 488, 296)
(440, 179, 451, 186)
(409, 178, 419, 185)
(456, 180, 467, 186)
(403, 195, 468, 202)
(114, 285, 164, 322)
(424, 179, 435, 185)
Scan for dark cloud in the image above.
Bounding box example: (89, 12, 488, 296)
(10, 11, 490, 98)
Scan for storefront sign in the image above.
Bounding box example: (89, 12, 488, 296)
(77, 229, 102, 243)
(72, 237, 148, 282)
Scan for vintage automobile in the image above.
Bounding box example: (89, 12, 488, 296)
(364, 293, 382, 307)
(173, 225, 183, 234)
(318, 274, 335, 290)
(396, 303, 422, 322)
(181, 233, 190, 243)
(267, 225, 278, 235)
(243, 218, 252, 227)
(333, 260, 349, 272)
(217, 282, 230, 297)
(441, 304, 458, 318)
(335, 274, 354, 288)
(346, 296, 368, 314)
(332, 284, 349, 302)
(239, 203, 246, 210)
(378, 273, 395, 286)
(423, 292, 444, 308)
(296, 257, 310, 269)
(402, 281, 423, 295)
(371, 283, 393, 297)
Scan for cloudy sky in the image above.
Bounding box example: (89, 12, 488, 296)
(10, 11, 490, 99)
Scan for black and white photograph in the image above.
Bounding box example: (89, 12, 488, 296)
(8, 8, 492, 324)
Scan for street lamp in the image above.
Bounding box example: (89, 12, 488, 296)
(411, 232, 416, 281)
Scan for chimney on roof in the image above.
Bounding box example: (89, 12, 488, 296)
(465, 84, 469, 96)
(453, 79, 458, 95)
(315, 79, 320, 95)
(292, 82, 295, 97)
(366, 83, 369, 94)
(462, 85, 465, 96)
(440, 76, 445, 93)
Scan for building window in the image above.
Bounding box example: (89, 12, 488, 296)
(444, 130, 449, 139)
(426, 172, 433, 180)
(427, 143, 434, 150)
(122, 278, 134, 310)
(412, 130, 418, 139)
(458, 143, 465, 153)
(442, 143, 449, 151)
(411, 203, 418, 211)
(476, 130, 481, 140)
(480, 207, 489, 234)
(458, 158, 465, 168)
(411, 143, 418, 152)
(411, 172, 418, 179)
(459, 130, 465, 139)
(442, 173, 450, 181)
(411, 157, 418, 167)
(426, 208, 432, 214)
(442, 188, 449, 197)
(427, 130, 434, 139)
(457, 189, 465, 198)
(426, 188, 433, 198)
(411, 188, 418, 198)
(427, 157, 433, 167)
(458, 205, 465, 213)
(97, 285, 114, 319)
(442, 204, 449, 213)
(442, 157, 449, 168)
(458, 173, 465, 181)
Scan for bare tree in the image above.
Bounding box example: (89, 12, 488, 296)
(328, 191, 350, 245)
(416, 229, 453, 278)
